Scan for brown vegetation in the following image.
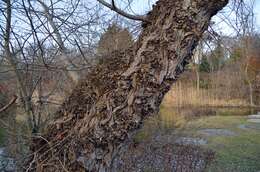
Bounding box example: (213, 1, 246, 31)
(164, 35, 260, 108)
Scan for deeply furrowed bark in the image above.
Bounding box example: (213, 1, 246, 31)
(28, 0, 229, 171)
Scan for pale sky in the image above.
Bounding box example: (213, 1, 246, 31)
(255, 1, 260, 27)
(126, 0, 260, 34)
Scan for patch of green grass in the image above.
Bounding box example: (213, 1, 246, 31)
(206, 131, 260, 172)
(186, 116, 247, 130)
(184, 115, 260, 172)
(158, 107, 187, 129)
(216, 108, 256, 117)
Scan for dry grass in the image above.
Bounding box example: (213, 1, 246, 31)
(163, 83, 250, 108)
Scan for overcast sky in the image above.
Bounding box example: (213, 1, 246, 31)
(254, 1, 260, 27)
(126, 0, 260, 35)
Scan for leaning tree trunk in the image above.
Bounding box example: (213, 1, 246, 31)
(28, 0, 228, 171)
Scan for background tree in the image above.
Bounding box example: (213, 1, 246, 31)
(97, 23, 133, 56)
(208, 39, 225, 71)
(199, 56, 211, 73)
(245, 34, 260, 105)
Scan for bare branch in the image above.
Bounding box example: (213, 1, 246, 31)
(96, 0, 148, 22)
(0, 95, 17, 113)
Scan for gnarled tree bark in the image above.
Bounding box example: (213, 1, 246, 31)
(28, 0, 229, 171)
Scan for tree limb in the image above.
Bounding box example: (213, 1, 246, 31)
(96, 0, 148, 22)
(0, 95, 17, 113)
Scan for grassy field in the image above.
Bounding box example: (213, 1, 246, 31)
(191, 116, 260, 172)
(178, 113, 260, 172)
(134, 107, 260, 172)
